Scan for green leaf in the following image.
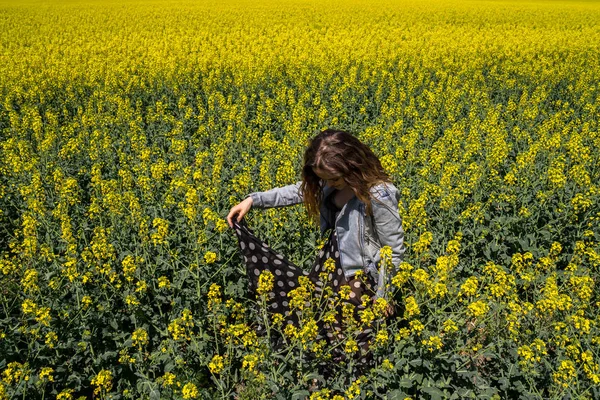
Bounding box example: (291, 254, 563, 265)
(387, 389, 409, 400)
(149, 388, 161, 400)
(399, 377, 413, 388)
(164, 361, 175, 372)
(291, 390, 310, 400)
(408, 358, 422, 367)
(422, 385, 445, 400)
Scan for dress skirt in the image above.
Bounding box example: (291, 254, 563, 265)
(232, 218, 378, 366)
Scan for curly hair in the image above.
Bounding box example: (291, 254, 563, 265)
(300, 129, 392, 225)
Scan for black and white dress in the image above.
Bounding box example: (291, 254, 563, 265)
(231, 191, 378, 364)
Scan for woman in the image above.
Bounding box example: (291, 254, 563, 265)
(227, 129, 406, 365)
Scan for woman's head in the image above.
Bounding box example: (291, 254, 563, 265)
(301, 129, 391, 223)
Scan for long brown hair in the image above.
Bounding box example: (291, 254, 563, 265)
(300, 129, 391, 225)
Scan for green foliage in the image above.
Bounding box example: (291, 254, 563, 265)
(1, 0, 600, 398)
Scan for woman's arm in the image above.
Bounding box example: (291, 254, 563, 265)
(370, 186, 406, 301)
(244, 181, 304, 209)
(228, 181, 304, 227)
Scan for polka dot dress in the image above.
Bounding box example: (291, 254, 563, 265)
(232, 217, 378, 366)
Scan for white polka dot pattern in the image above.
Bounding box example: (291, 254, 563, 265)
(231, 219, 378, 368)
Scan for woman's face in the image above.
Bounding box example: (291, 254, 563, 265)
(313, 167, 347, 190)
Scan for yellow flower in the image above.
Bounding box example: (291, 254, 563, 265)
(359, 308, 375, 327)
(404, 296, 420, 318)
(409, 320, 424, 335)
(242, 353, 261, 372)
(204, 251, 217, 264)
(151, 217, 169, 246)
(518, 345, 534, 363)
(445, 239, 460, 254)
(21, 268, 39, 293)
(38, 367, 54, 382)
(298, 275, 314, 290)
(35, 307, 51, 326)
(467, 300, 489, 318)
(392, 262, 414, 288)
(288, 285, 309, 310)
(91, 369, 113, 395)
(323, 310, 337, 324)
(122, 255, 137, 282)
(182, 382, 199, 399)
(460, 276, 479, 297)
(81, 295, 92, 309)
(518, 338, 547, 369)
(208, 354, 224, 374)
(298, 319, 319, 349)
(207, 283, 222, 309)
(345, 377, 362, 399)
(2, 362, 28, 385)
(373, 297, 388, 318)
(553, 359, 577, 388)
(158, 276, 171, 289)
(271, 313, 284, 326)
(125, 294, 139, 307)
(45, 331, 58, 348)
(428, 282, 448, 299)
(379, 245, 393, 261)
(395, 327, 410, 341)
(160, 372, 176, 387)
(22, 298, 37, 314)
(339, 284, 351, 300)
(412, 231, 433, 254)
(443, 319, 459, 333)
(56, 389, 74, 400)
(412, 269, 430, 285)
(0, 258, 17, 275)
(549, 241, 562, 258)
(310, 389, 332, 400)
(381, 359, 394, 370)
(132, 328, 149, 349)
(339, 302, 356, 327)
(421, 335, 443, 352)
(135, 280, 147, 293)
(118, 348, 135, 364)
(316, 237, 326, 250)
(569, 309, 592, 334)
(242, 330, 258, 347)
(257, 270, 274, 295)
(375, 329, 389, 346)
(215, 219, 228, 232)
(323, 258, 336, 273)
(168, 309, 194, 341)
(345, 338, 359, 354)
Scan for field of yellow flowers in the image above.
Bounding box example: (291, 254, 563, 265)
(1, 0, 599, 398)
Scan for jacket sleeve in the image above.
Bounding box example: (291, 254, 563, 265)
(370, 188, 406, 301)
(244, 181, 304, 209)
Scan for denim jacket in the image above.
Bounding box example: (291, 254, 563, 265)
(246, 181, 406, 300)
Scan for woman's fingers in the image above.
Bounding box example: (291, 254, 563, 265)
(235, 198, 252, 224)
(227, 198, 252, 228)
(235, 208, 246, 222)
(386, 303, 395, 317)
(227, 206, 241, 228)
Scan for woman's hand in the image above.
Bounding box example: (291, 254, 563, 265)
(227, 197, 253, 228)
(383, 302, 395, 318)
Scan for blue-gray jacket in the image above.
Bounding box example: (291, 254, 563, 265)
(246, 181, 406, 300)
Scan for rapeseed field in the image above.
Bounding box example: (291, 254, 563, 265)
(0, 0, 599, 398)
